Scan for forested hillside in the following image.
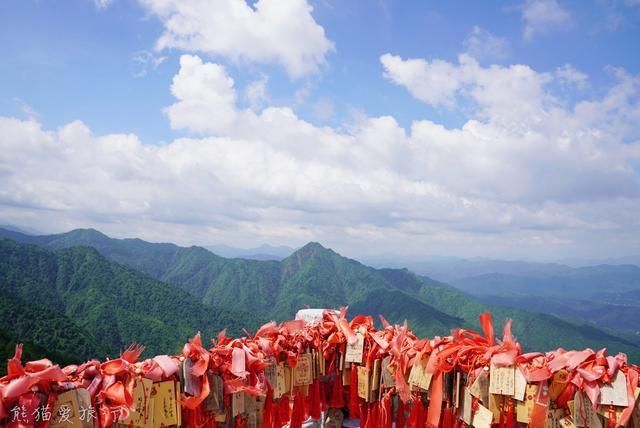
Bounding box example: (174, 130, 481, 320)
(0, 238, 260, 364)
(2, 228, 638, 358)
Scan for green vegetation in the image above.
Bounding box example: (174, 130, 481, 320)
(0, 327, 79, 376)
(0, 289, 104, 365)
(0, 238, 261, 365)
(1, 228, 639, 363)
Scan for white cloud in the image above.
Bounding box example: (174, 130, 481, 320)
(381, 53, 552, 121)
(1, 55, 639, 259)
(380, 53, 466, 108)
(244, 75, 269, 111)
(165, 55, 238, 135)
(94, 0, 113, 10)
(555, 64, 589, 90)
(137, 0, 334, 78)
(463, 26, 509, 63)
(522, 0, 572, 40)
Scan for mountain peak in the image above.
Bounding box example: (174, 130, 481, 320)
(284, 242, 333, 267)
(65, 228, 110, 240)
(299, 241, 327, 251)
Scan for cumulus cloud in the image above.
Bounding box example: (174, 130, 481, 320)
(165, 55, 238, 135)
(380, 53, 466, 109)
(137, 0, 333, 78)
(1, 54, 639, 258)
(522, 0, 572, 40)
(380, 52, 640, 204)
(381, 53, 553, 120)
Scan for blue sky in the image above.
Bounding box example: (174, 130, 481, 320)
(1, 0, 639, 260)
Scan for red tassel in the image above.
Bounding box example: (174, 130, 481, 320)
(418, 398, 427, 428)
(407, 398, 425, 428)
(319, 377, 328, 412)
(304, 383, 313, 420)
(607, 405, 617, 428)
(506, 397, 515, 428)
(382, 393, 393, 428)
(360, 401, 370, 427)
(309, 379, 321, 420)
(234, 414, 248, 428)
(328, 372, 345, 408)
(397, 397, 407, 428)
(273, 400, 282, 428)
(262, 388, 274, 428)
(290, 392, 305, 428)
(183, 407, 203, 428)
(368, 401, 381, 428)
(349, 364, 360, 418)
(407, 401, 418, 428)
(278, 394, 291, 425)
(442, 401, 454, 428)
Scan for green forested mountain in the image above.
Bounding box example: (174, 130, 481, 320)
(0, 288, 105, 362)
(0, 238, 259, 363)
(1, 228, 638, 359)
(0, 327, 80, 376)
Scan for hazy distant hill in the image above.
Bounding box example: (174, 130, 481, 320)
(206, 243, 295, 261)
(2, 227, 638, 358)
(363, 256, 574, 282)
(450, 266, 640, 338)
(367, 252, 640, 340)
(451, 265, 640, 299)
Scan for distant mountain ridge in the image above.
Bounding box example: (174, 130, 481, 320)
(206, 243, 296, 261)
(363, 256, 576, 282)
(451, 265, 640, 300)
(364, 251, 640, 340)
(450, 265, 640, 338)
(1, 227, 639, 359)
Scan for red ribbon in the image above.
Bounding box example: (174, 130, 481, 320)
(2, 309, 640, 428)
(396, 397, 407, 428)
(349, 363, 359, 418)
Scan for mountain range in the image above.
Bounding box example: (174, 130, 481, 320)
(450, 266, 640, 338)
(1, 227, 639, 370)
(206, 243, 296, 261)
(364, 253, 640, 341)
